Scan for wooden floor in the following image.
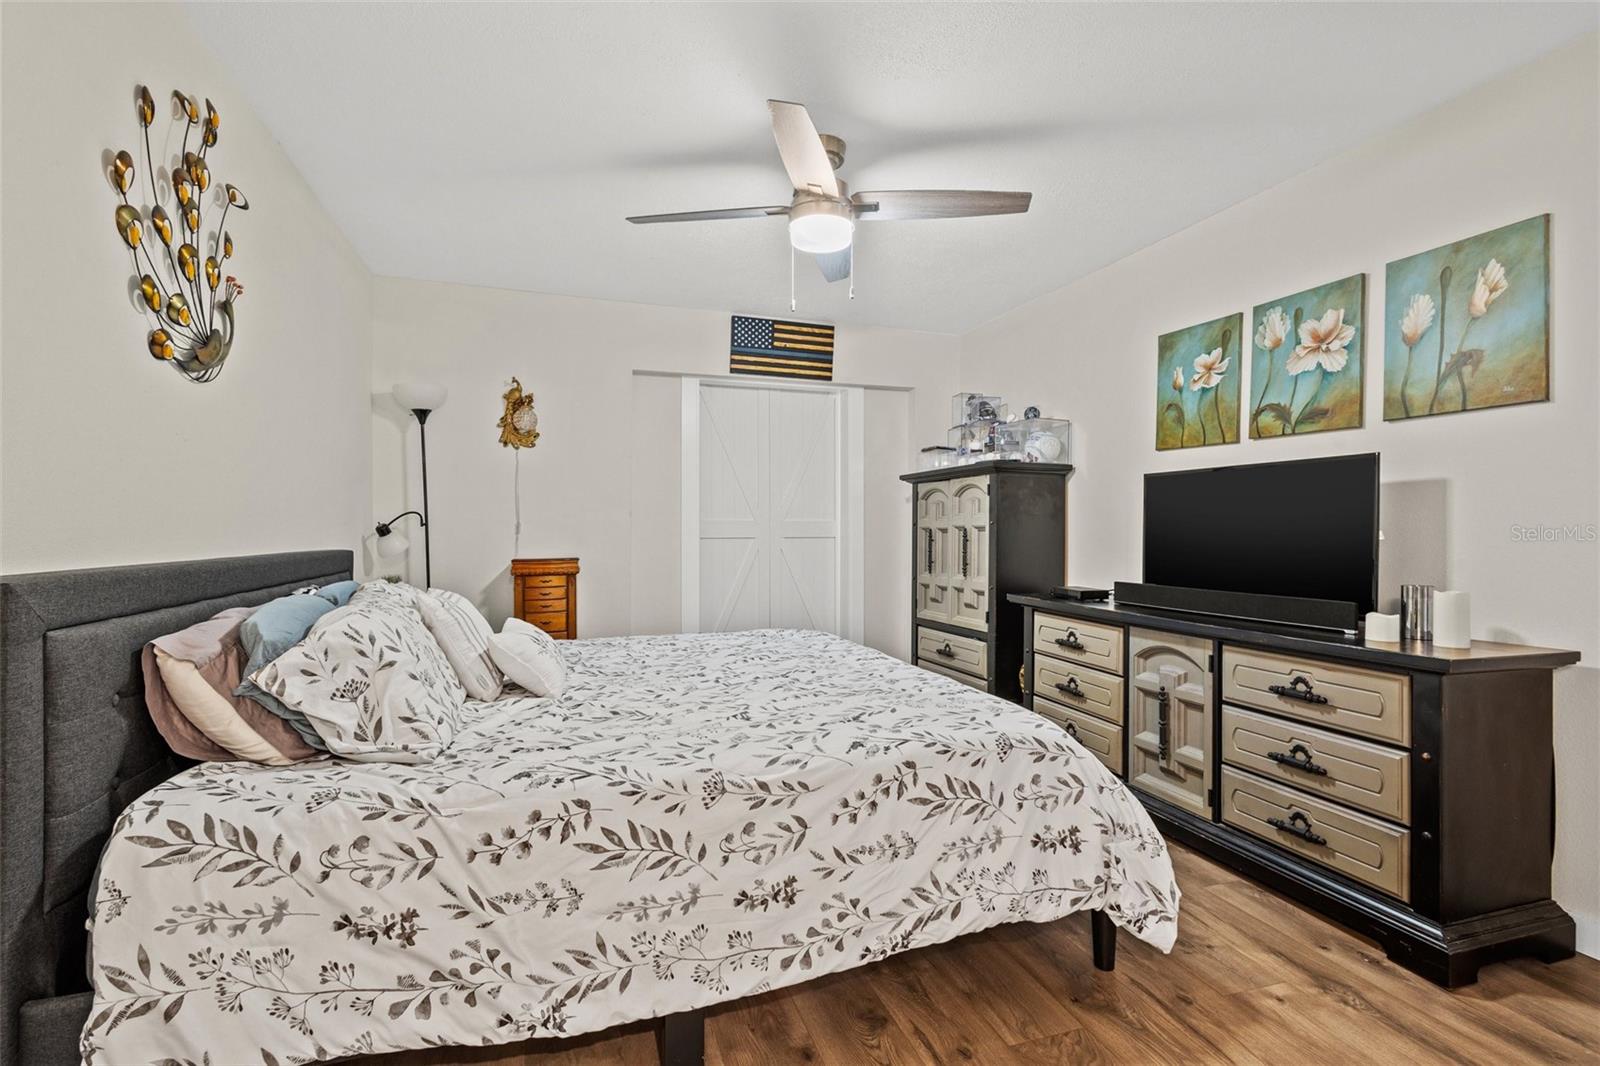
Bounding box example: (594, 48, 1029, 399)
(362, 843, 1600, 1065)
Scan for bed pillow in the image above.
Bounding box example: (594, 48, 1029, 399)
(250, 586, 465, 763)
(489, 616, 567, 698)
(234, 592, 338, 752)
(419, 589, 504, 700)
(315, 580, 360, 607)
(142, 607, 319, 765)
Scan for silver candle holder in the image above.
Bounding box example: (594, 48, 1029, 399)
(1400, 584, 1434, 641)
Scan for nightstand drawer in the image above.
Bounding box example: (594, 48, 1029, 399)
(524, 610, 568, 633)
(919, 659, 987, 691)
(1222, 646, 1410, 746)
(1033, 613, 1123, 676)
(1221, 767, 1410, 901)
(916, 627, 987, 680)
(524, 574, 567, 588)
(1035, 695, 1124, 775)
(1031, 659, 1122, 725)
(524, 584, 568, 602)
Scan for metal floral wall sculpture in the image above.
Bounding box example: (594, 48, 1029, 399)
(109, 86, 248, 383)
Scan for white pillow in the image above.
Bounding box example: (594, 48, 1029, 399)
(251, 587, 465, 763)
(489, 617, 567, 698)
(419, 589, 504, 701)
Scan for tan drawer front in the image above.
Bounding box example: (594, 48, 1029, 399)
(916, 627, 988, 680)
(523, 574, 567, 588)
(524, 584, 568, 603)
(1221, 646, 1410, 746)
(1034, 613, 1123, 675)
(1221, 767, 1410, 900)
(1032, 660, 1123, 726)
(525, 610, 569, 632)
(1035, 696, 1124, 775)
(919, 659, 988, 692)
(1221, 706, 1410, 823)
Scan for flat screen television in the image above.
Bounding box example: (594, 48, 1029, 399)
(1125, 453, 1379, 630)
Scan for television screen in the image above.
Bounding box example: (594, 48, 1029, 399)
(1143, 453, 1379, 616)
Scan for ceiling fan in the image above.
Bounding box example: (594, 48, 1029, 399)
(625, 100, 1032, 288)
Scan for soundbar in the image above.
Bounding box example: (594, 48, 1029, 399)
(1112, 581, 1360, 633)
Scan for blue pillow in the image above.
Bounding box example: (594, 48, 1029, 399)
(235, 594, 338, 750)
(315, 580, 359, 607)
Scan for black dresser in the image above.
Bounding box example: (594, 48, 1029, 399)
(1010, 592, 1580, 987)
(900, 461, 1071, 701)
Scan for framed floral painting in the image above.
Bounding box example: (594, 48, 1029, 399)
(1248, 273, 1366, 438)
(1156, 312, 1240, 451)
(1384, 215, 1549, 420)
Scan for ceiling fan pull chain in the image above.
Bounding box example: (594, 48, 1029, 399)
(848, 242, 855, 301)
(790, 243, 797, 312)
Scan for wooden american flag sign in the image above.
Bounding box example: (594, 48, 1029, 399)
(730, 315, 835, 380)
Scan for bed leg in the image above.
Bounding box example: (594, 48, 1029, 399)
(657, 1008, 705, 1066)
(1092, 909, 1117, 972)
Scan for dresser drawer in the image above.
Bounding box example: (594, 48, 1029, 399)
(1033, 613, 1123, 675)
(1222, 706, 1410, 823)
(1221, 646, 1410, 746)
(919, 658, 988, 691)
(524, 609, 569, 633)
(522, 574, 567, 589)
(523, 584, 568, 603)
(1032, 659, 1122, 726)
(1221, 767, 1410, 901)
(916, 627, 988, 680)
(1035, 695, 1124, 775)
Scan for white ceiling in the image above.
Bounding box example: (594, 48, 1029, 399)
(187, 3, 1596, 334)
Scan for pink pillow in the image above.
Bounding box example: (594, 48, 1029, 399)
(142, 607, 319, 764)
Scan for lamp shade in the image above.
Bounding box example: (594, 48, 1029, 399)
(393, 382, 447, 413)
(375, 531, 410, 559)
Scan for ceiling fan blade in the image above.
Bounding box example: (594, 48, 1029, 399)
(767, 100, 839, 198)
(626, 205, 790, 224)
(851, 190, 1032, 221)
(815, 247, 852, 283)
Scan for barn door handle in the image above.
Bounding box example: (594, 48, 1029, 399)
(935, 642, 956, 659)
(1267, 810, 1328, 847)
(959, 527, 970, 578)
(1054, 629, 1086, 651)
(1269, 675, 1328, 705)
(1156, 685, 1171, 762)
(924, 528, 935, 574)
(1055, 676, 1085, 699)
(1267, 743, 1328, 776)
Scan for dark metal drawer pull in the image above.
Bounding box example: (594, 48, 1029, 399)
(935, 642, 956, 659)
(1268, 675, 1329, 705)
(1054, 629, 1086, 651)
(1267, 810, 1328, 847)
(1267, 743, 1328, 776)
(1055, 676, 1085, 699)
(1063, 719, 1079, 739)
(1156, 685, 1171, 762)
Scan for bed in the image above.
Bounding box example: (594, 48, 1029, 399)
(0, 552, 1179, 1066)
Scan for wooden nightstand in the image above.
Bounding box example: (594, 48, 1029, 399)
(512, 558, 579, 639)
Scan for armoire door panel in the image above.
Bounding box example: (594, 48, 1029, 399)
(1128, 627, 1214, 818)
(916, 482, 954, 624)
(947, 477, 990, 632)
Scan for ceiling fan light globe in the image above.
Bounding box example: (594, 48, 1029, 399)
(789, 212, 854, 254)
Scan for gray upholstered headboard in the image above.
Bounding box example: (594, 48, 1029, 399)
(0, 550, 352, 1066)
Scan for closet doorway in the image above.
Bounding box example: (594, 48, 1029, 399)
(681, 377, 864, 641)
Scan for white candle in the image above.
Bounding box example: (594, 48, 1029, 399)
(1365, 612, 1401, 643)
(1434, 591, 1472, 648)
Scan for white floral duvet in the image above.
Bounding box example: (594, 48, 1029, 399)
(82, 630, 1179, 1065)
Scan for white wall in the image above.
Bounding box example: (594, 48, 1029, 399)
(959, 36, 1600, 954)
(371, 278, 957, 660)
(0, 2, 373, 574)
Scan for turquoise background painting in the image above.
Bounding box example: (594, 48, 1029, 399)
(1384, 215, 1549, 420)
(1156, 312, 1241, 451)
(1249, 273, 1366, 438)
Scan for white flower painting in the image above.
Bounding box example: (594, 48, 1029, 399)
(1384, 215, 1549, 420)
(1157, 312, 1240, 450)
(1250, 274, 1367, 437)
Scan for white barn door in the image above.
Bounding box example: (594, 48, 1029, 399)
(685, 379, 856, 638)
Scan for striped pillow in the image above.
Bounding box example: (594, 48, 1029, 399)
(419, 588, 504, 701)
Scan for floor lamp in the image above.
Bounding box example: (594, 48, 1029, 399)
(377, 382, 447, 587)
